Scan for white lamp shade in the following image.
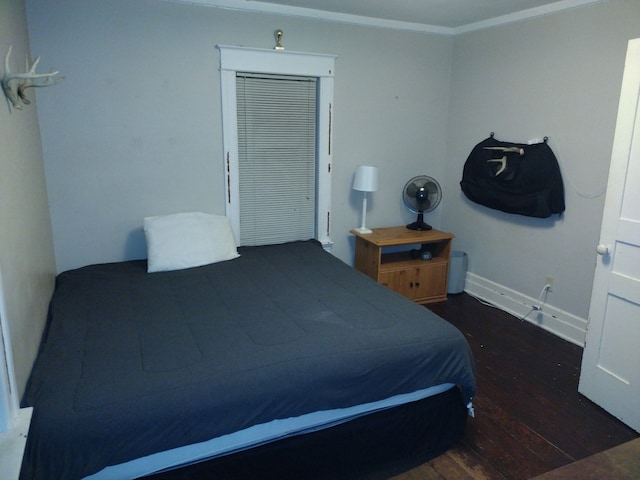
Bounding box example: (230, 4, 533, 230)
(353, 165, 378, 192)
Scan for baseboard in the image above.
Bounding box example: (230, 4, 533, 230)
(0, 407, 32, 480)
(463, 273, 587, 347)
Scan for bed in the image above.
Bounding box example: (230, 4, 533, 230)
(19, 214, 476, 480)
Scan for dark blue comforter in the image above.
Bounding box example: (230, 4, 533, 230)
(20, 240, 476, 479)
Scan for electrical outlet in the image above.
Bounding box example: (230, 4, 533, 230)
(545, 276, 554, 292)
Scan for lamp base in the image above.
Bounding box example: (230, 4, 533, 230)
(353, 227, 373, 234)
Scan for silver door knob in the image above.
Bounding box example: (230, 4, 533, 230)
(596, 244, 611, 255)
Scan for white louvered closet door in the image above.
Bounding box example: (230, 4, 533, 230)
(236, 73, 318, 246)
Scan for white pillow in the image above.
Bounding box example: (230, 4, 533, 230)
(144, 212, 240, 273)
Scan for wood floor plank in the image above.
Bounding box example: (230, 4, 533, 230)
(426, 293, 639, 479)
(529, 438, 640, 480)
(431, 448, 504, 480)
(468, 394, 573, 469)
(389, 462, 443, 480)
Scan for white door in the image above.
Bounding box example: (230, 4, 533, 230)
(578, 38, 640, 433)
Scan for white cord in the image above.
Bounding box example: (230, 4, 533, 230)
(466, 291, 502, 310)
(547, 136, 607, 199)
(521, 284, 551, 321)
(536, 284, 552, 305)
(466, 285, 551, 322)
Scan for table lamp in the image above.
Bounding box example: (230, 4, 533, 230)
(352, 165, 378, 234)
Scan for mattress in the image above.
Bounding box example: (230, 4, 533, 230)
(20, 240, 476, 479)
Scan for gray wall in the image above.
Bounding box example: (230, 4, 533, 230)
(0, 0, 56, 404)
(26, 0, 453, 273)
(443, 0, 640, 321)
(18, 0, 640, 368)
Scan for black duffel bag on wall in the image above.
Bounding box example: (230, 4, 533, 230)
(460, 135, 565, 218)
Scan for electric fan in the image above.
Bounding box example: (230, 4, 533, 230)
(402, 175, 442, 230)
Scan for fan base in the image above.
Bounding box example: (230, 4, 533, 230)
(406, 221, 433, 231)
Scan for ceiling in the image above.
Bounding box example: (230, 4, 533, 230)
(178, 0, 603, 33)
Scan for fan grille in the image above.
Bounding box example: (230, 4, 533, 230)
(403, 176, 442, 213)
(402, 175, 442, 231)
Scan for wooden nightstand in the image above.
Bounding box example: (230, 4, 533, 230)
(351, 226, 454, 304)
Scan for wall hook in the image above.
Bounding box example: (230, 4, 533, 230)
(274, 29, 285, 50)
(1, 45, 64, 112)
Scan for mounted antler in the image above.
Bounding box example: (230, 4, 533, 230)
(1, 45, 64, 110)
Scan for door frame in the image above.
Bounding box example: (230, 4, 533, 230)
(217, 45, 336, 248)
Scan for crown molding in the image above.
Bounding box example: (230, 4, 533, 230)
(167, 0, 453, 34)
(452, 0, 605, 34)
(168, 0, 605, 35)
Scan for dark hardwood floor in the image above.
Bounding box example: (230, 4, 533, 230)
(149, 292, 638, 480)
(407, 292, 639, 480)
